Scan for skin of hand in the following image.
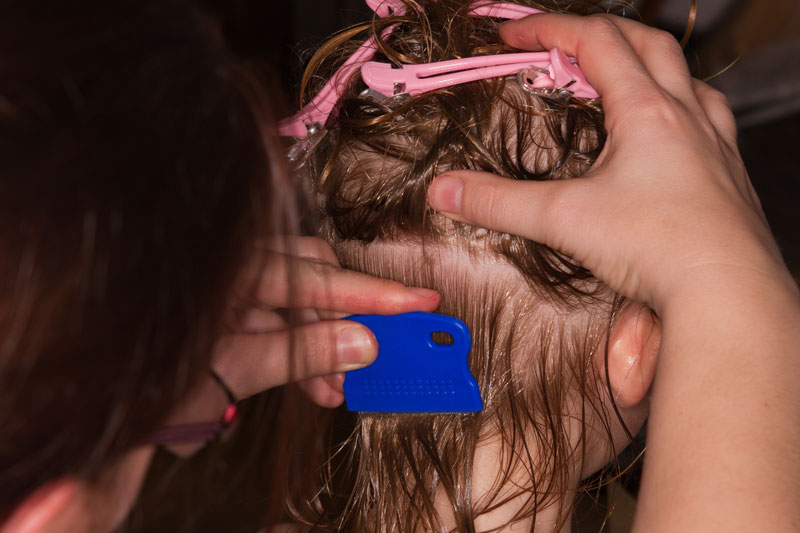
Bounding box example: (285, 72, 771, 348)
(428, 14, 784, 310)
(158, 236, 441, 455)
(0, 237, 442, 533)
(211, 236, 441, 407)
(427, 13, 800, 533)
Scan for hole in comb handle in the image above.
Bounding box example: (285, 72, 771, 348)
(431, 331, 454, 345)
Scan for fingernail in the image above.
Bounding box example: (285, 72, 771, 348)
(407, 287, 440, 300)
(428, 175, 463, 214)
(498, 19, 524, 35)
(337, 326, 377, 371)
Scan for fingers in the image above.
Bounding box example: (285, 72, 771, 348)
(499, 14, 694, 113)
(298, 373, 346, 408)
(427, 170, 586, 249)
(213, 319, 377, 400)
(260, 235, 341, 265)
(258, 251, 441, 314)
(691, 78, 738, 146)
(500, 13, 655, 109)
(590, 15, 693, 100)
(221, 235, 441, 402)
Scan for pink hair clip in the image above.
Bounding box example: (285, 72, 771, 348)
(279, 1, 598, 139)
(469, 1, 542, 18)
(365, 0, 543, 19)
(361, 47, 597, 98)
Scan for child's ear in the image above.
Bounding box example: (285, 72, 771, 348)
(602, 300, 661, 408)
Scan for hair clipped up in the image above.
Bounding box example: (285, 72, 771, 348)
(288, 1, 632, 531)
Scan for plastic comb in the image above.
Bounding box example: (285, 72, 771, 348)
(344, 312, 483, 413)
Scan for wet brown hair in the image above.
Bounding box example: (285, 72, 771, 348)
(0, 0, 294, 520)
(288, 1, 632, 531)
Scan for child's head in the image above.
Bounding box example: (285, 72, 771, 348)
(289, 1, 658, 530)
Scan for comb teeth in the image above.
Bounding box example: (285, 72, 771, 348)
(357, 412, 478, 416)
(361, 378, 457, 397)
(343, 312, 483, 413)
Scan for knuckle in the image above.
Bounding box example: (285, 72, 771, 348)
(304, 236, 339, 263)
(648, 29, 682, 55)
(305, 255, 335, 275)
(631, 90, 682, 126)
(541, 181, 568, 222)
(468, 180, 505, 229)
(301, 259, 336, 299)
(379, 277, 409, 295)
(370, 281, 407, 311)
(693, 81, 737, 140)
(702, 84, 729, 106)
(711, 97, 737, 127)
(540, 181, 579, 243)
(288, 235, 338, 265)
(583, 15, 621, 39)
(303, 321, 336, 356)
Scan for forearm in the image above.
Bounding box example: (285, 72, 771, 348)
(635, 267, 800, 532)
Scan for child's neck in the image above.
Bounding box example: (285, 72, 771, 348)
(433, 432, 578, 532)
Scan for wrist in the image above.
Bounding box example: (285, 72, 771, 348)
(640, 260, 800, 532)
(654, 241, 798, 319)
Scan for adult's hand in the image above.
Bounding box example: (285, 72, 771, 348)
(427, 13, 787, 313)
(212, 236, 440, 407)
(427, 13, 800, 533)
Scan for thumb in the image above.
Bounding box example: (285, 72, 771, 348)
(213, 319, 378, 400)
(427, 170, 588, 250)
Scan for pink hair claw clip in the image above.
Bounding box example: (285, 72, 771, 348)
(360, 47, 598, 99)
(279, 1, 599, 139)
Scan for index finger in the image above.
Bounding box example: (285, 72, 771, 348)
(258, 252, 441, 314)
(499, 14, 693, 114)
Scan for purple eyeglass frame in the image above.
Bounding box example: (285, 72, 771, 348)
(145, 370, 238, 445)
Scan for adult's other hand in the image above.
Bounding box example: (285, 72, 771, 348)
(428, 13, 800, 533)
(428, 13, 787, 313)
(213, 236, 440, 407)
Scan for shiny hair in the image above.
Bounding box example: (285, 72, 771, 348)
(0, 0, 293, 520)
(287, 1, 632, 531)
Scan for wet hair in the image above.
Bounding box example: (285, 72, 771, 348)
(287, 1, 632, 531)
(0, 0, 293, 520)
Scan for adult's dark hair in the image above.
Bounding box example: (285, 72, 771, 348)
(0, 0, 291, 519)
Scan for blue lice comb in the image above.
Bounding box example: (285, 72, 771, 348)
(343, 312, 483, 413)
